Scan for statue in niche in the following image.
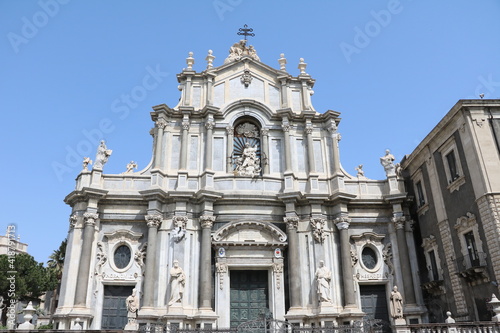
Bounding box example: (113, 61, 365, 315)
(235, 142, 261, 177)
(380, 149, 396, 176)
(168, 260, 186, 306)
(315, 260, 332, 303)
(93, 140, 112, 170)
(390, 286, 404, 319)
(126, 288, 139, 323)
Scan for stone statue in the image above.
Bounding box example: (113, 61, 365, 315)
(168, 260, 186, 306)
(380, 149, 396, 176)
(390, 286, 404, 319)
(224, 40, 260, 63)
(93, 140, 112, 170)
(125, 288, 139, 326)
(235, 142, 261, 177)
(315, 260, 332, 303)
(355, 164, 365, 178)
(248, 45, 260, 61)
(125, 161, 137, 173)
(82, 157, 92, 171)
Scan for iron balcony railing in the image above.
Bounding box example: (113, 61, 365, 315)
(456, 252, 487, 272)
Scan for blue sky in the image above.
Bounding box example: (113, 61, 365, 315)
(1, 0, 499, 264)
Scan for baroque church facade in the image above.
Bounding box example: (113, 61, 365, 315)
(54, 40, 427, 330)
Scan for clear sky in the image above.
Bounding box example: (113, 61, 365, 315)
(1, 0, 499, 264)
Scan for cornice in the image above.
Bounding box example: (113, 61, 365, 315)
(64, 187, 108, 205)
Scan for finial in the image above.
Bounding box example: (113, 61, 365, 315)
(298, 58, 307, 75)
(278, 53, 287, 71)
(186, 51, 194, 70)
(206, 49, 215, 69)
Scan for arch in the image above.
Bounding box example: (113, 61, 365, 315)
(221, 99, 274, 127)
(213, 221, 287, 243)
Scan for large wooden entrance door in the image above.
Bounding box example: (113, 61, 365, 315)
(230, 270, 269, 328)
(101, 285, 133, 329)
(360, 284, 390, 331)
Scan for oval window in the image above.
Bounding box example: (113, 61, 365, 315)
(114, 245, 131, 269)
(361, 247, 378, 270)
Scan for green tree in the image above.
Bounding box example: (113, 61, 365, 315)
(46, 239, 67, 320)
(0, 253, 57, 325)
(0, 253, 57, 301)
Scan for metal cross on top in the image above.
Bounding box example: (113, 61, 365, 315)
(237, 24, 255, 40)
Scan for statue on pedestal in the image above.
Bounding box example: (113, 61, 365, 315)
(168, 260, 186, 306)
(93, 140, 112, 170)
(124, 288, 139, 330)
(390, 286, 404, 320)
(315, 260, 332, 303)
(380, 149, 396, 177)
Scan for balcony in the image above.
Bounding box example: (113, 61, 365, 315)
(456, 252, 489, 283)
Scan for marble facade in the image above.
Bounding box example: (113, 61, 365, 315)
(54, 41, 426, 330)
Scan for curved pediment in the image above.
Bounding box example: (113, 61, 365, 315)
(213, 221, 287, 246)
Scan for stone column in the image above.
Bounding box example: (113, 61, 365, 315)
(179, 117, 190, 170)
(226, 126, 234, 173)
(305, 124, 315, 174)
(335, 217, 356, 307)
(261, 128, 270, 175)
(205, 120, 214, 171)
(392, 216, 416, 304)
(282, 123, 292, 173)
(199, 215, 215, 310)
(327, 123, 341, 175)
(154, 119, 167, 169)
(74, 212, 98, 306)
(284, 217, 301, 308)
(143, 214, 162, 307)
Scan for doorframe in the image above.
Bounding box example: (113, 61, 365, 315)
(357, 282, 391, 326)
(97, 283, 136, 330)
(215, 256, 285, 328)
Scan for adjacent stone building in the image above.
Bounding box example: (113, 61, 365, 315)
(54, 41, 426, 330)
(402, 99, 500, 322)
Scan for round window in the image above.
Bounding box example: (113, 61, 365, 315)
(114, 245, 131, 269)
(361, 247, 378, 270)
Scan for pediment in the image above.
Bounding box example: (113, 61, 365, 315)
(212, 221, 287, 246)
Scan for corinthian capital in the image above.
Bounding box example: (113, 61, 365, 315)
(334, 216, 351, 230)
(281, 124, 290, 132)
(205, 121, 214, 130)
(305, 125, 313, 135)
(155, 119, 168, 130)
(226, 126, 234, 135)
(260, 128, 269, 136)
(391, 216, 406, 230)
(83, 212, 99, 226)
(284, 217, 299, 230)
(145, 214, 162, 228)
(200, 215, 216, 229)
